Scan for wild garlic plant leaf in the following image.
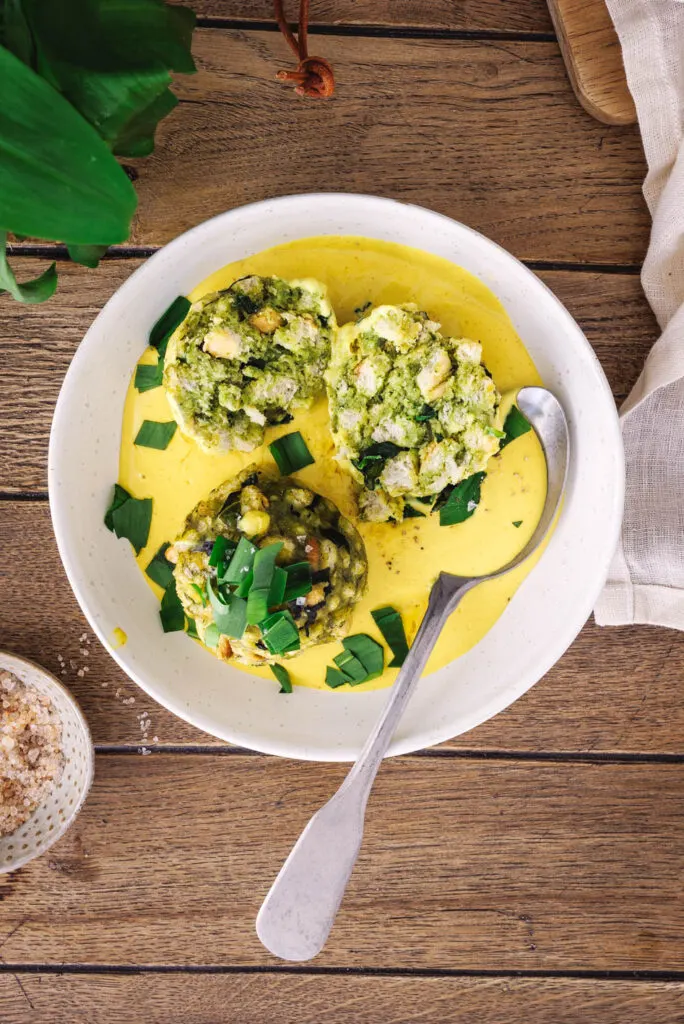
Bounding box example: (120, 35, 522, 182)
(0, 0, 34, 65)
(66, 244, 110, 269)
(21, 0, 196, 156)
(0, 46, 137, 243)
(0, 232, 57, 303)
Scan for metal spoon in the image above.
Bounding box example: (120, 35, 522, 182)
(257, 386, 569, 962)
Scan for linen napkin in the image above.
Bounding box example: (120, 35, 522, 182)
(594, 0, 684, 628)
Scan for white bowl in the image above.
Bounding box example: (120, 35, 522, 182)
(49, 194, 623, 760)
(0, 651, 94, 873)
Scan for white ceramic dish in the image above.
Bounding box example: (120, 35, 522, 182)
(49, 194, 623, 761)
(0, 651, 94, 873)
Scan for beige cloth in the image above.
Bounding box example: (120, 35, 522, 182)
(594, 0, 684, 627)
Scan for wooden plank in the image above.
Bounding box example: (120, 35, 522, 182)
(0, 259, 658, 494)
(3, 498, 684, 753)
(117, 29, 648, 263)
(547, 0, 635, 125)
(0, 756, 681, 968)
(176, 0, 554, 33)
(2, 973, 683, 1024)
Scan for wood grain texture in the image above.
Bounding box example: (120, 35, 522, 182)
(2, 973, 683, 1024)
(0, 756, 681, 968)
(175, 0, 554, 32)
(114, 29, 649, 262)
(547, 0, 635, 125)
(0, 259, 658, 493)
(2, 498, 684, 753)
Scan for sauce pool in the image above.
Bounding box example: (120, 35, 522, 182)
(119, 236, 546, 692)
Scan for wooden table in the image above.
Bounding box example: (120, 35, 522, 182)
(2, 3, 683, 1021)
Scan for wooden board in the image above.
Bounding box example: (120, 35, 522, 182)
(0, 756, 681, 968)
(174, 0, 554, 32)
(546, 0, 636, 125)
(90, 29, 646, 263)
(2, 499, 684, 753)
(2, 973, 683, 1024)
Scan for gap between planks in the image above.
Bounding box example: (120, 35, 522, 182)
(0, 964, 683, 982)
(193, 19, 558, 42)
(89, 746, 684, 764)
(4, 246, 643, 275)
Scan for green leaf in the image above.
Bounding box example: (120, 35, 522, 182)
(204, 623, 220, 648)
(342, 634, 384, 680)
(20, 0, 196, 157)
(333, 650, 367, 684)
(160, 580, 184, 633)
(0, 46, 136, 243)
(403, 503, 426, 519)
(150, 295, 191, 356)
(439, 472, 486, 527)
(352, 441, 403, 490)
(371, 606, 409, 668)
(145, 542, 175, 590)
(270, 663, 293, 694)
(260, 610, 300, 655)
(0, 234, 57, 303)
(325, 666, 347, 689)
(67, 243, 109, 268)
(186, 616, 199, 640)
(222, 536, 257, 585)
(134, 419, 178, 450)
(415, 404, 436, 422)
(104, 483, 152, 553)
(134, 359, 163, 392)
(1, 0, 35, 65)
(283, 561, 312, 602)
(113, 86, 178, 158)
(208, 535, 233, 569)
(500, 405, 532, 449)
(245, 542, 284, 623)
(513, 520, 523, 528)
(190, 582, 207, 607)
(268, 566, 287, 609)
(236, 569, 254, 599)
(207, 579, 247, 639)
(268, 432, 315, 475)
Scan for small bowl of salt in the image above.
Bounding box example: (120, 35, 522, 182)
(0, 650, 94, 873)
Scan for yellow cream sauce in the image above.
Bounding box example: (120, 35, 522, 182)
(119, 236, 546, 692)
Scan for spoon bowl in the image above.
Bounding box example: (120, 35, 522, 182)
(257, 386, 570, 962)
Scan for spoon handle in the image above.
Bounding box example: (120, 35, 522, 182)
(256, 572, 475, 962)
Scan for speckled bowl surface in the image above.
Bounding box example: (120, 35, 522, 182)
(48, 194, 624, 761)
(0, 651, 94, 874)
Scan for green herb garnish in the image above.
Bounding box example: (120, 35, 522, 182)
(371, 606, 409, 667)
(186, 617, 199, 640)
(342, 634, 384, 681)
(268, 431, 315, 475)
(246, 542, 283, 625)
(209, 535, 235, 569)
(150, 296, 191, 358)
(333, 650, 368, 684)
(160, 580, 184, 633)
(260, 610, 300, 655)
(104, 484, 152, 553)
(513, 520, 523, 528)
(325, 666, 348, 689)
(270, 663, 293, 694)
(415, 404, 436, 422)
(438, 472, 486, 527)
(500, 405, 532, 449)
(207, 580, 248, 638)
(268, 567, 288, 609)
(403, 504, 426, 519)
(222, 536, 257, 585)
(134, 359, 163, 393)
(204, 623, 220, 648)
(236, 569, 254, 599)
(283, 561, 313, 602)
(134, 419, 177, 450)
(352, 441, 404, 490)
(190, 582, 207, 606)
(145, 542, 175, 590)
